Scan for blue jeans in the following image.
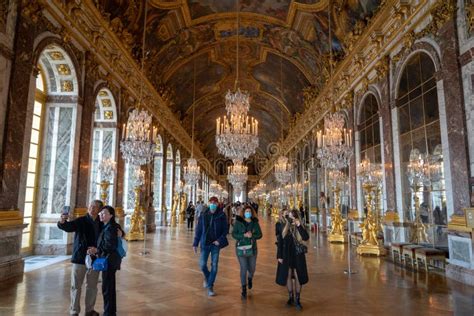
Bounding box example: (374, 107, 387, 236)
(199, 244, 220, 288)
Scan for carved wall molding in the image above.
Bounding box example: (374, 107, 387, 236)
(38, 0, 216, 177)
(259, 0, 453, 178)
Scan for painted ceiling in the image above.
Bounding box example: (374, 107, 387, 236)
(95, 0, 382, 169)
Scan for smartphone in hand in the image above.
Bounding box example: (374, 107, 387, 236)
(62, 205, 70, 215)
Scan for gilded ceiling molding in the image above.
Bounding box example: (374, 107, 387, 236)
(39, 0, 216, 177)
(259, 0, 450, 178)
(178, 0, 329, 29)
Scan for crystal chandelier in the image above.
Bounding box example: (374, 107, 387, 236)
(184, 157, 200, 186)
(316, 112, 353, 170)
(120, 0, 156, 167)
(274, 56, 292, 184)
(315, 9, 353, 171)
(227, 160, 248, 188)
(225, 87, 250, 115)
(184, 59, 201, 186)
(215, 0, 259, 161)
(357, 158, 382, 187)
(275, 155, 292, 185)
(98, 157, 116, 182)
(120, 108, 157, 166)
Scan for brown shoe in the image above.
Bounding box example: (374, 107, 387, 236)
(85, 311, 99, 316)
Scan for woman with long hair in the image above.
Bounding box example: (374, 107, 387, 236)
(276, 209, 309, 310)
(87, 206, 123, 316)
(232, 205, 262, 299)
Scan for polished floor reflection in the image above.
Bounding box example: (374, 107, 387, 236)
(0, 217, 473, 315)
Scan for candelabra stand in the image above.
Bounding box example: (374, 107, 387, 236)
(410, 183, 429, 244)
(357, 183, 386, 256)
(99, 180, 110, 205)
(127, 186, 145, 241)
(328, 185, 347, 243)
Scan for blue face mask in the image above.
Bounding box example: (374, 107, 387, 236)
(244, 212, 252, 219)
(209, 204, 217, 212)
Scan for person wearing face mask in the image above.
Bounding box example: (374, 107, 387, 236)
(87, 206, 124, 316)
(276, 209, 309, 310)
(232, 206, 262, 299)
(193, 196, 229, 296)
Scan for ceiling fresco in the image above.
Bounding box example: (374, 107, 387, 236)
(94, 0, 382, 165)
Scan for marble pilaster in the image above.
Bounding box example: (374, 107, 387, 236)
(74, 53, 96, 209)
(0, 17, 35, 209)
(379, 76, 397, 211)
(438, 19, 471, 215)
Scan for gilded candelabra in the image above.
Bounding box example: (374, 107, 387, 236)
(127, 168, 145, 241)
(357, 183, 386, 256)
(328, 185, 347, 243)
(98, 157, 116, 204)
(99, 180, 110, 204)
(410, 183, 429, 243)
(127, 186, 145, 241)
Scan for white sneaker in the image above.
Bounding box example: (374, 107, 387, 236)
(203, 279, 208, 288)
(207, 287, 215, 296)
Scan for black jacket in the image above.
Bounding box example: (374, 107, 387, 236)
(276, 224, 309, 286)
(57, 214, 103, 264)
(193, 208, 229, 248)
(97, 221, 122, 271)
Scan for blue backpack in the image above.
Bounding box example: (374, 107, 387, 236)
(117, 238, 127, 258)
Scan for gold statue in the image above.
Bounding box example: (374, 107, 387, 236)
(179, 192, 187, 224)
(171, 192, 179, 227)
(410, 186, 429, 243)
(126, 187, 145, 241)
(328, 186, 347, 243)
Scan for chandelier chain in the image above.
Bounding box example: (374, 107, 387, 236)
(235, 0, 240, 90)
(138, 0, 148, 109)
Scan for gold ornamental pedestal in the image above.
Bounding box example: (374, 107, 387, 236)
(357, 183, 386, 256)
(99, 180, 110, 204)
(328, 186, 347, 243)
(126, 187, 145, 241)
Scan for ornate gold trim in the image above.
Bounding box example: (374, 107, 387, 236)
(383, 210, 400, 223)
(447, 213, 471, 232)
(0, 210, 23, 227)
(74, 208, 87, 218)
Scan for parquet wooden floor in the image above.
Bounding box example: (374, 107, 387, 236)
(0, 216, 473, 315)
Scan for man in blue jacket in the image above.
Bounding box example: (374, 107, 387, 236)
(58, 200, 103, 316)
(193, 196, 228, 296)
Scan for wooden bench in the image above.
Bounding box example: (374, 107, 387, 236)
(402, 245, 424, 268)
(414, 248, 447, 272)
(390, 243, 411, 263)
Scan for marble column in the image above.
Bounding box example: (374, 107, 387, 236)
(0, 18, 34, 209)
(74, 53, 96, 209)
(379, 75, 397, 211)
(438, 18, 470, 215)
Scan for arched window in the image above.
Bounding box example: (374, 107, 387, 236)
(396, 52, 446, 230)
(22, 46, 79, 251)
(153, 135, 164, 215)
(165, 143, 174, 210)
(359, 94, 381, 163)
(89, 88, 117, 204)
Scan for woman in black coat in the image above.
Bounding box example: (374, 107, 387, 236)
(87, 206, 122, 316)
(276, 209, 309, 310)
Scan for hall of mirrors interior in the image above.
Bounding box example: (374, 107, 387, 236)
(0, 0, 474, 314)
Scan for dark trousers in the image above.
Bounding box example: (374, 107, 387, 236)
(102, 269, 117, 316)
(187, 217, 194, 229)
(237, 254, 257, 286)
